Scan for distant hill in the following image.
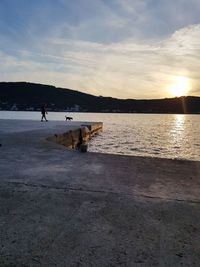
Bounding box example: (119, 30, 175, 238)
(0, 82, 200, 114)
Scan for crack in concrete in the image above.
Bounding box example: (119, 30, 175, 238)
(6, 181, 115, 195)
(2, 181, 200, 204)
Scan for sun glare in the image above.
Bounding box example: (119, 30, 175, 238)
(170, 76, 190, 97)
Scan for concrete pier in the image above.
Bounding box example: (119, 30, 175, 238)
(46, 121, 103, 149)
(0, 119, 200, 266)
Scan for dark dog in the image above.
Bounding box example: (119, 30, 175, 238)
(65, 116, 73, 121)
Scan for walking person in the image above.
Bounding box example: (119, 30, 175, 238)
(41, 104, 48, 122)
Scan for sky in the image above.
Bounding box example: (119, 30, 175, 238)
(0, 0, 200, 99)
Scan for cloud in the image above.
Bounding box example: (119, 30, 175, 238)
(1, 23, 200, 99)
(0, 1, 200, 98)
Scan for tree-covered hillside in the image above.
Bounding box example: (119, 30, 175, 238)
(0, 82, 200, 114)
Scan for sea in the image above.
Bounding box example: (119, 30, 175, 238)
(0, 111, 200, 161)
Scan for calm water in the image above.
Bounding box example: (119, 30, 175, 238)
(0, 111, 200, 161)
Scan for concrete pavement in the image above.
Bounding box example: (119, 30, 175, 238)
(0, 119, 200, 266)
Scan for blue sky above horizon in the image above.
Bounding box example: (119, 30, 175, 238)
(0, 0, 200, 99)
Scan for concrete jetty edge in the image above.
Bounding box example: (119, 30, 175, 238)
(46, 121, 103, 150)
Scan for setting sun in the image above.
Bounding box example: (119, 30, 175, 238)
(170, 76, 190, 97)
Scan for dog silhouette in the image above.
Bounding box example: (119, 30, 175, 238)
(65, 116, 73, 121)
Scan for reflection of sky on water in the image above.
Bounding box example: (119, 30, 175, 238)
(88, 113, 200, 161)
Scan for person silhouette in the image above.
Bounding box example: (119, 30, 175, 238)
(41, 105, 48, 122)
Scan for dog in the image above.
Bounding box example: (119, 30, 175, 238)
(65, 116, 73, 121)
